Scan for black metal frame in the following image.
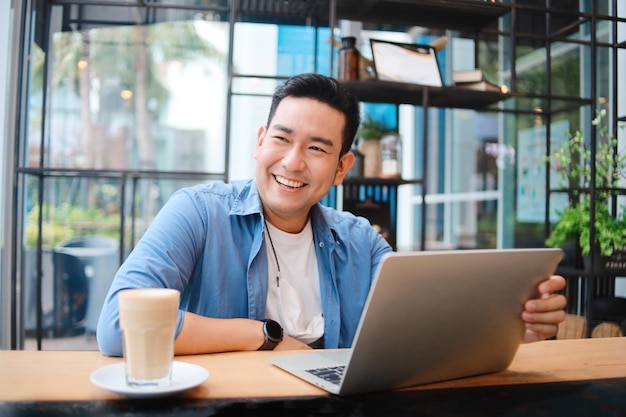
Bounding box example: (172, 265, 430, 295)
(7, 0, 625, 349)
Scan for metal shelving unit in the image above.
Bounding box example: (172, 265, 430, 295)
(225, 0, 510, 250)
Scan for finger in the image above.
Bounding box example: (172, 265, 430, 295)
(525, 293, 567, 313)
(537, 275, 566, 295)
(523, 324, 559, 343)
(522, 308, 566, 325)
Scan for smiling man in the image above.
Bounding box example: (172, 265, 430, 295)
(255, 95, 354, 233)
(97, 73, 566, 357)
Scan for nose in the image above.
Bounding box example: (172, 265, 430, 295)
(281, 146, 306, 171)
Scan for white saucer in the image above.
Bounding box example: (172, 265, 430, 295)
(90, 361, 209, 398)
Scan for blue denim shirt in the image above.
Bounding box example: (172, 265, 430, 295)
(96, 179, 392, 356)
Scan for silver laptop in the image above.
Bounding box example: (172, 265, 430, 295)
(270, 248, 563, 396)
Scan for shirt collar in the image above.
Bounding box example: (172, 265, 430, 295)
(229, 178, 263, 217)
(229, 178, 339, 243)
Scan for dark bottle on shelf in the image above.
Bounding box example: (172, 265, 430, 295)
(337, 36, 359, 81)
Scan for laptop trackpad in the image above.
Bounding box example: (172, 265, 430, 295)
(271, 349, 351, 374)
(314, 349, 351, 365)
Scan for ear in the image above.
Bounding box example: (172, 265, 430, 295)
(254, 125, 267, 159)
(333, 152, 355, 185)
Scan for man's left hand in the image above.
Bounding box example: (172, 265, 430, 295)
(521, 275, 567, 343)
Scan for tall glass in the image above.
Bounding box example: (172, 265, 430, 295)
(118, 288, 180, 387)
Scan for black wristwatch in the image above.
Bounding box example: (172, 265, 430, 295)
(258, 319, 283, 350)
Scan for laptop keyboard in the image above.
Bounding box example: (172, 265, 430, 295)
(305, 365, 345, 385)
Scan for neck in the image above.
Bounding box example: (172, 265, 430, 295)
(262, 211, 310, 234)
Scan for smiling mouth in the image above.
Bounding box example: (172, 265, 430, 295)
(274, 175, 306, 189)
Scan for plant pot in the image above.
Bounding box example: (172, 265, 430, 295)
(557, 241, 578, 268)
(359, 139, 381, 178)
(583, 246, 626, 275)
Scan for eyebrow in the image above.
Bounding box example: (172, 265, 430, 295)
(272, 123, 336, 149)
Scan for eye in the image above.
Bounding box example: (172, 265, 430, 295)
(273, 135, 289, 143)
(309, 145, 328, 153)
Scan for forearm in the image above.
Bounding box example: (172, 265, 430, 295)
(174, 312, 266, 355)
(174, 312, 312, 354)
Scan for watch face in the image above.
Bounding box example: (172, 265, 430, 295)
(265, 319, 283, 342)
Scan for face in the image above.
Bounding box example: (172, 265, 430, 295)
(254, 96, 354, 233)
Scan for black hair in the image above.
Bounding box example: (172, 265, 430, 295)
(267, 73, 361, 157)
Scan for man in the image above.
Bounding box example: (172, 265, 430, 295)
(97, 73, 566, 356)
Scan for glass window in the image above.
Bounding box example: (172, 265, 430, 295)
(0, 0, 11, 349)
(34, 19, 228, 172)
(550, 41, 586, 98)
(229, 93, 272, 181)
(515, 43, 548, 96)
(22, 173, 214, 350)
(233, 23, 330, 78)
(19, 4, 231, 350)
(515, 7, 548, 41)
(446, 110, 500, 249)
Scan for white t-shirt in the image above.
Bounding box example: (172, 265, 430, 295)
(264, 220, 324, 344)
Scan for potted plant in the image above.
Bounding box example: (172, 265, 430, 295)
(545, 109, 626, 271)
(357, 114, 393, 177)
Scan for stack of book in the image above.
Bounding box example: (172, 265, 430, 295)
(453, 69, 507, 93)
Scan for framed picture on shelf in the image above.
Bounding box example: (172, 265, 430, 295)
(370, 39, 443, 87)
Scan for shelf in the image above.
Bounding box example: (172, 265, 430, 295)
(339, 177, 419, 250)
(335, 0, 509, 33)
(238, 0, 509, 33)
(341, 80, 508, 109)
(343, 177, 422, 186)
(237, 0, 328, 24)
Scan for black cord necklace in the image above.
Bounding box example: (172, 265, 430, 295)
(264, 220, 280, 287)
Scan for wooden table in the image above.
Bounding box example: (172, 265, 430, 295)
(1, 338, 625, 416)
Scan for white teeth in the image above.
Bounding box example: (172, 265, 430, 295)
(275, 175, 305, 188)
